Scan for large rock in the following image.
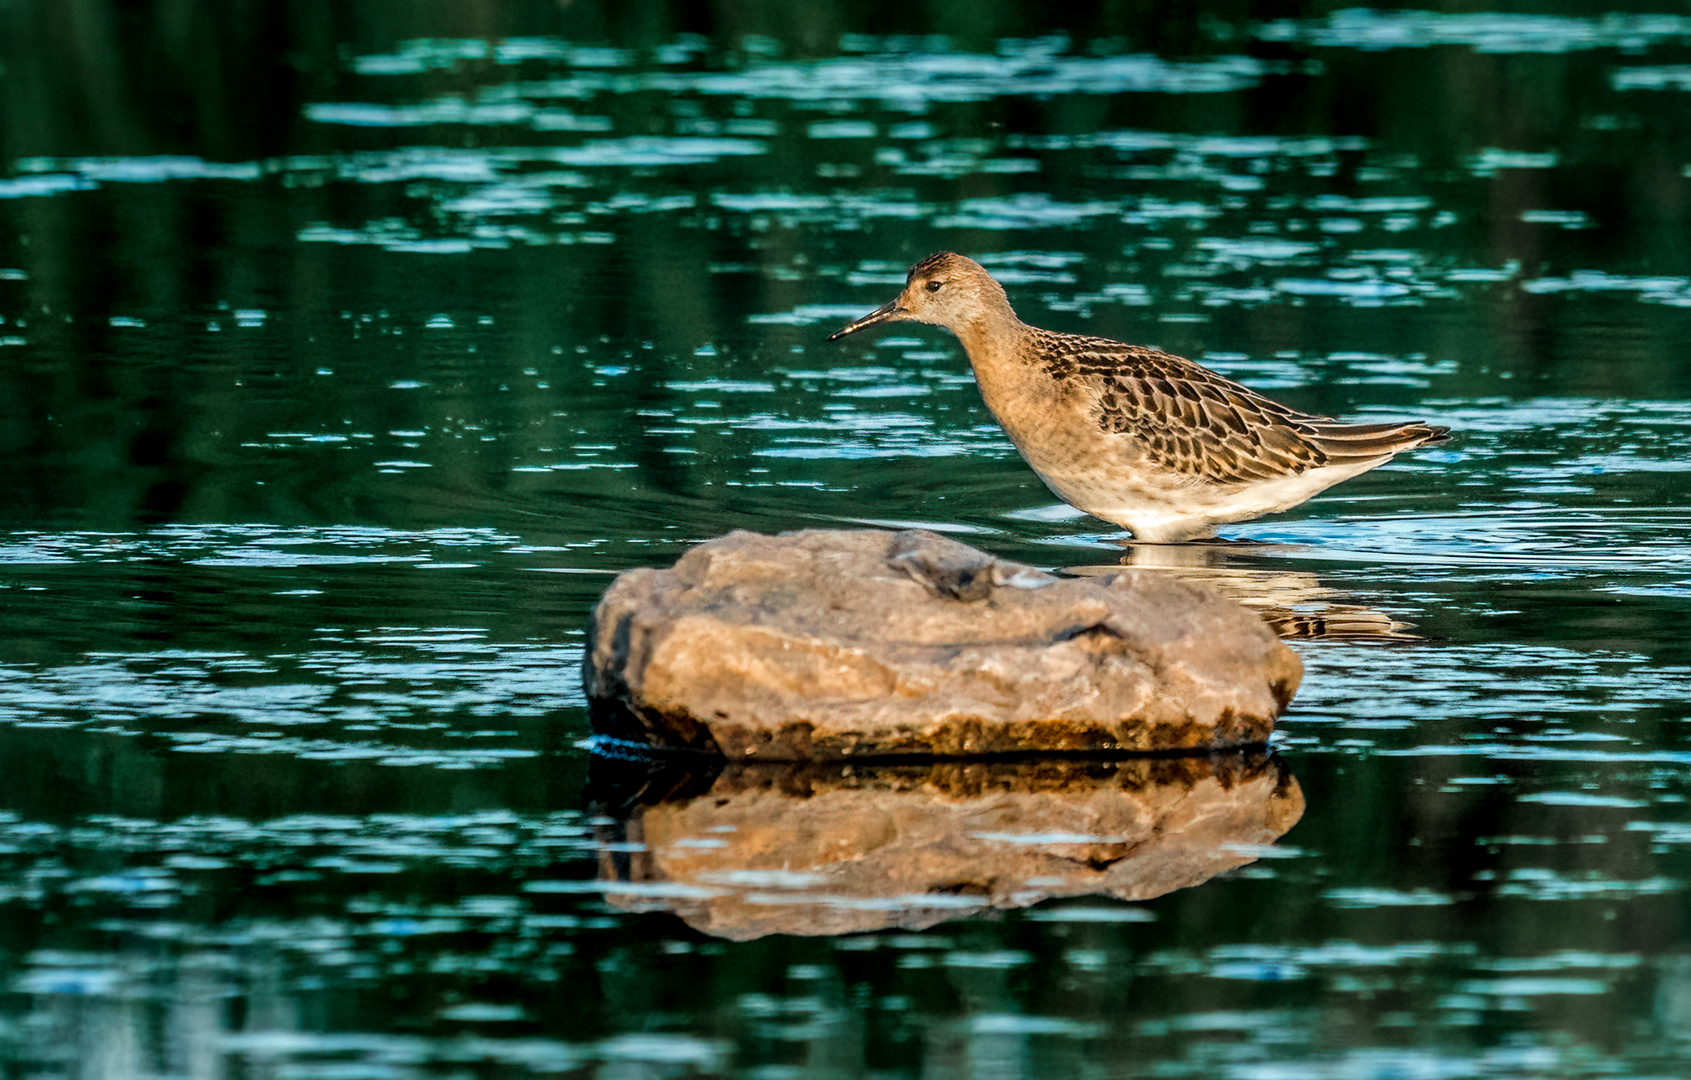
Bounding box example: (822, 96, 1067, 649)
(591, 752, 1305, 939)
(585, 529, 1301, 759)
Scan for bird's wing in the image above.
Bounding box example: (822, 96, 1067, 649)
(1034, 333, 1332, 485)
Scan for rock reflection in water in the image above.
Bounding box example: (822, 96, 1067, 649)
(1071, 542, 1419, 641)
(590, 751, 1303, 940)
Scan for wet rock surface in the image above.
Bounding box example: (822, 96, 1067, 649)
(591, 751, 1305, 939)
(586, 529, 1302, 759)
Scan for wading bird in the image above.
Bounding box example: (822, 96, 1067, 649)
(829, 252, 1449, 542)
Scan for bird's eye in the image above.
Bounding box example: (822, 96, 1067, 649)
(925, 280, 943, 293)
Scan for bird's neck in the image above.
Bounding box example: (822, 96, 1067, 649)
(949, 298, 1028, 373)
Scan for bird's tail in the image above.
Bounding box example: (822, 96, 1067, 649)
(1307, 421, 1450, 464)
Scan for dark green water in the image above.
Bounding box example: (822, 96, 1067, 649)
(4, 2, 1691, 1076)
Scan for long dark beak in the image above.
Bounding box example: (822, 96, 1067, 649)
(826, 300, 907, 342)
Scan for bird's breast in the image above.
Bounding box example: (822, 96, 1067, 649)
(967, 351, 1167, 490)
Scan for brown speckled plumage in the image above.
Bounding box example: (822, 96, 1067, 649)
(828, 252, 1449, 541)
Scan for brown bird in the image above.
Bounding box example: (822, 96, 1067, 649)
(828, 252, 1449, 542)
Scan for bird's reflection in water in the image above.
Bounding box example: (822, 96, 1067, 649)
(589, 750, 1303, 940)
(1067, 541, 1419, 641)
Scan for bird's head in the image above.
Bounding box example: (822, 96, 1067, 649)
(827, 252, 1011, 341)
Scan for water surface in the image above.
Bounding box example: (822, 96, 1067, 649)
(2, 3, 1691, 1076)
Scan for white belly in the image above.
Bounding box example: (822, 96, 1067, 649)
(1032, 451, 1389, 542)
